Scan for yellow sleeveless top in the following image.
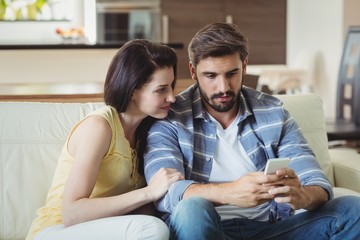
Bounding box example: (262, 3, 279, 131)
(26, 106, 146, 240)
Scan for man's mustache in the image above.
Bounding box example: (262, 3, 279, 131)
(211, 91, 235, 100)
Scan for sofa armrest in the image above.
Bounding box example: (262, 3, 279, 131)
(329, 147, 360, 193)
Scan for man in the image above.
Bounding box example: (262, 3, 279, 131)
(144, 23, 360, 239)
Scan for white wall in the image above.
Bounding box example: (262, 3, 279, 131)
(287, 0, 360, 119)
(287, 0, 344, 119)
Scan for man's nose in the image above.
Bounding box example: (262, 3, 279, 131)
(218, 77, 230, 93)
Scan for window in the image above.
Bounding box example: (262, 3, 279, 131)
(0, 0, 68, 21)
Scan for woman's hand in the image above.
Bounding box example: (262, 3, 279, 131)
(146, 168, 184, 201)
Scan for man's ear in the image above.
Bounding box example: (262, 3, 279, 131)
(242, 57, 248, 75)
(189, 62, 196, 81)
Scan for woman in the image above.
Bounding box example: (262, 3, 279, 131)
(26, 39, 183, 240)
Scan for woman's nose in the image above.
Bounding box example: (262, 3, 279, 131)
(167, 89, 176, 103)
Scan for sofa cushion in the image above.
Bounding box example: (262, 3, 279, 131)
(275, 94, 334, 185)
(0, 102, 104, 240)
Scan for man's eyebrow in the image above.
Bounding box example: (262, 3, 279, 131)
(202, 68, 240, 75)
(201, 71, 217, 75)
(227, 67, 240, 73)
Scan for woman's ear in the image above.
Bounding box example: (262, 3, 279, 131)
(130, 90, 137, 101)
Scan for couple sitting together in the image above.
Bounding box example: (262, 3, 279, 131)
(27, 23, 360, 240)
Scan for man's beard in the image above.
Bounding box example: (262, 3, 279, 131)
(198, 85, 239, 113)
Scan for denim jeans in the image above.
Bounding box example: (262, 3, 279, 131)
(169, 196, 360, 240)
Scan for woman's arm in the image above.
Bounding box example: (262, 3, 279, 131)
(62, 116, 182, 227)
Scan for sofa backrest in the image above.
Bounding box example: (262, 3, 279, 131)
(0, 102, 104, 240)
(0, 94, 333, 240)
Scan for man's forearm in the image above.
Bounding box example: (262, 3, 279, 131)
(183, 182, 228, 206)
(183, 182, 329, 211)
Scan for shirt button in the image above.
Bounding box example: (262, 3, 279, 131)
(206, 157, 211, 161)
(210, 134, 216, 139)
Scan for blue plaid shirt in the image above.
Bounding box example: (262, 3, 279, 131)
(144, 84, 333, 222)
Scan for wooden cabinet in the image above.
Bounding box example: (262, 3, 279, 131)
(161, 0, 223, 79)
(161, 0, 286, 79)
(224, 0, 286, 65)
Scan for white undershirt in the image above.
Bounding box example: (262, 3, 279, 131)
(207, 111, 271, 221)
(208, 111, 256, 181)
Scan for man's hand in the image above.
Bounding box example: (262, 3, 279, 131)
(184, 168, 328, 210)
(265, 168, 328, 210)
(217, 172, 280, 208)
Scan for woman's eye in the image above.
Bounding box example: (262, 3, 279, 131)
(156, 88, 167, 94)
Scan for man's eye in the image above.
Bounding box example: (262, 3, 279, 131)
(227, 72, 237, 77)
(205, 74, 216, 79)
